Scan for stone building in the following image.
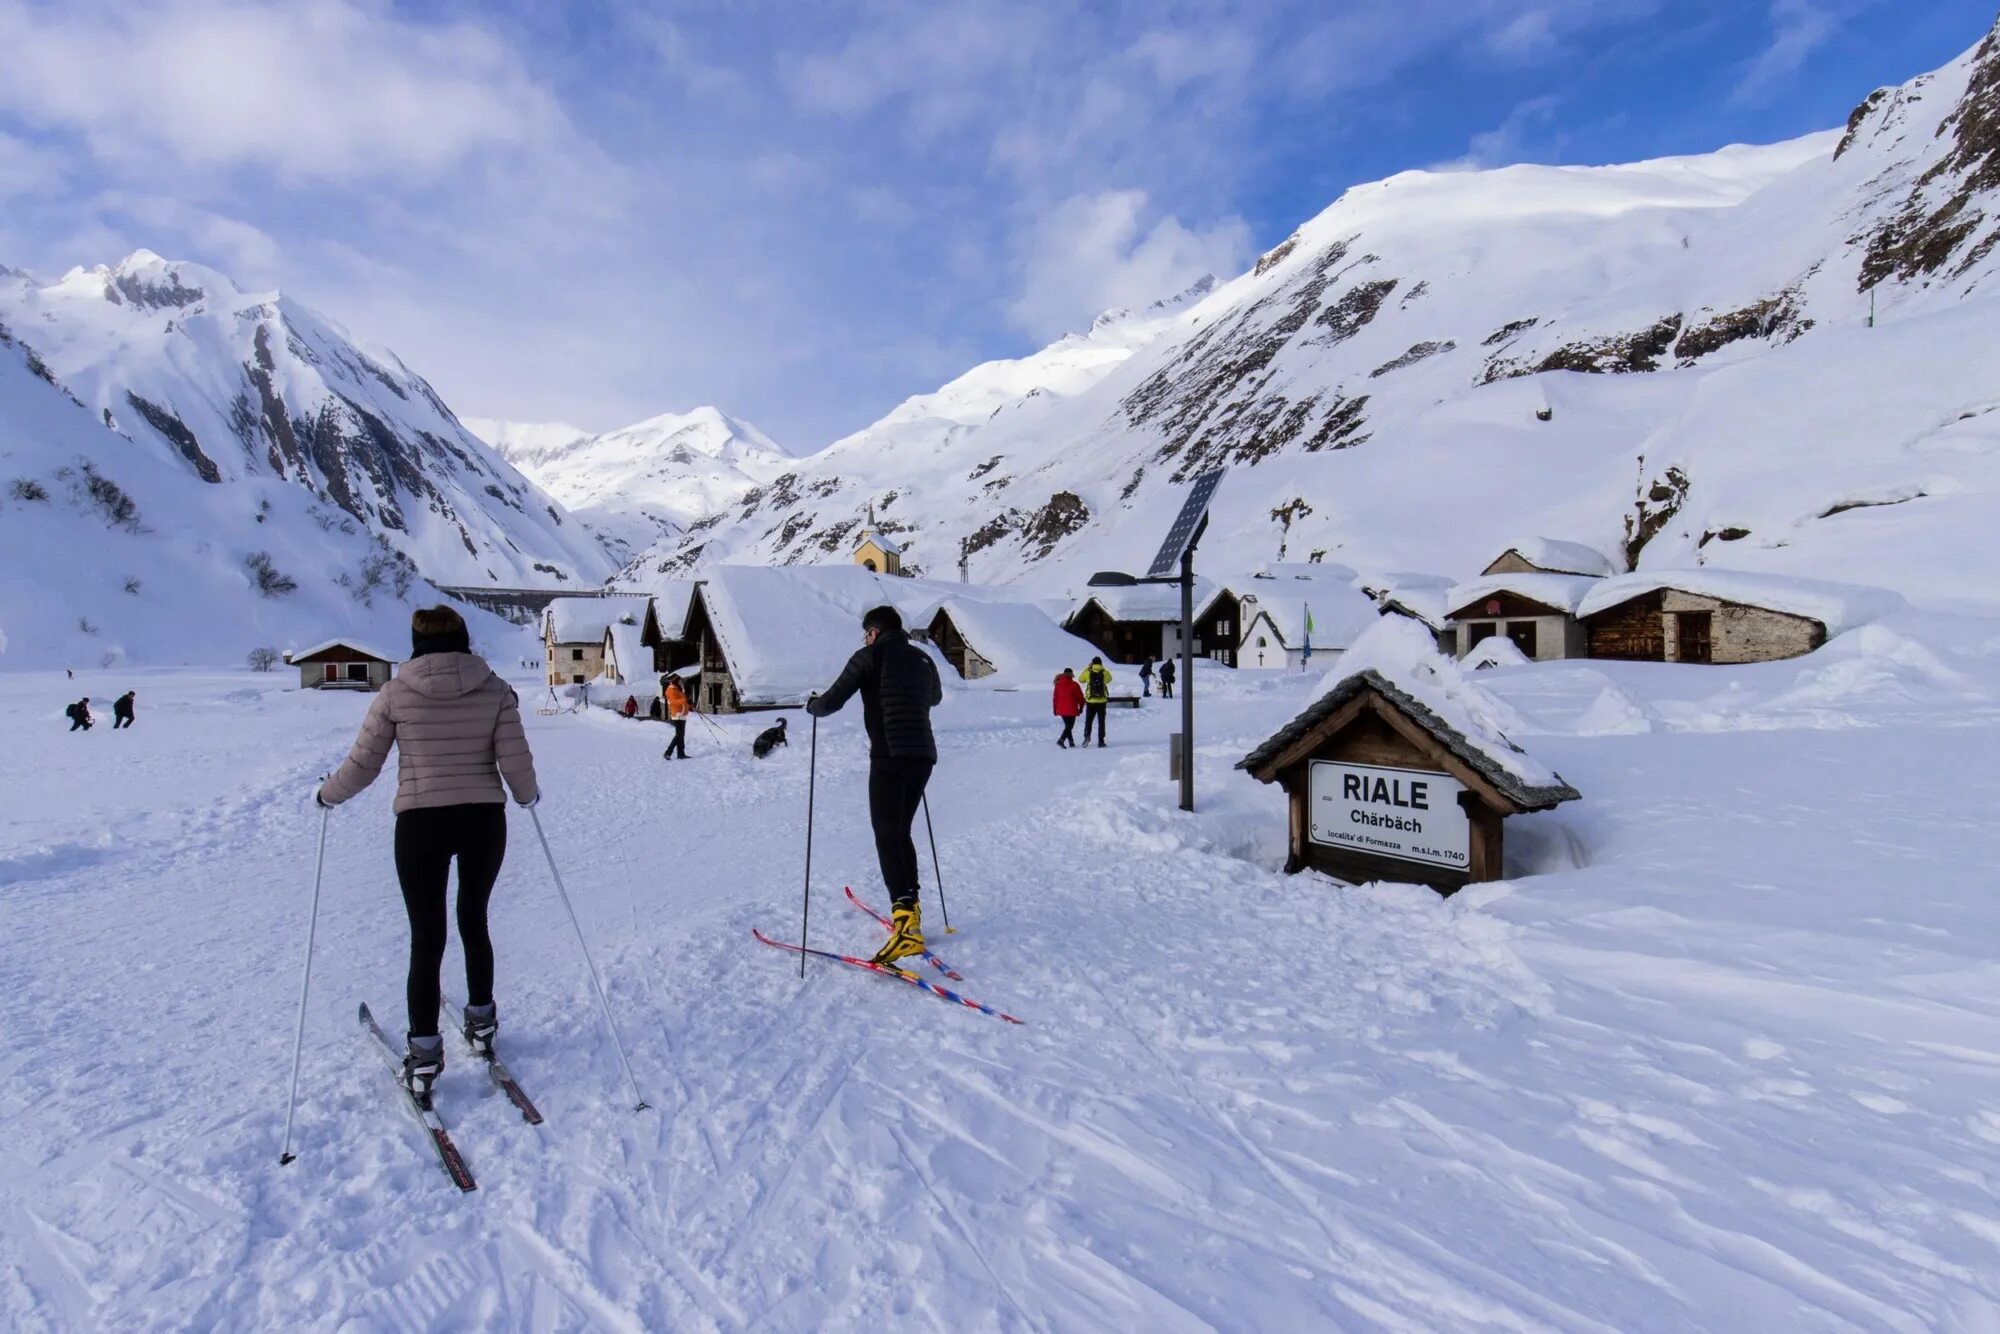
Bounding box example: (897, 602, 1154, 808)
(1577, 570, 1904, 664)
(1481, 538, 1619, 579)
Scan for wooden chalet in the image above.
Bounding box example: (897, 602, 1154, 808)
(922, 598, 1100, 683)
(1064, 578, 1217, 665)
(291, 640, 396, 691)
(1238, 667, 1579, 894)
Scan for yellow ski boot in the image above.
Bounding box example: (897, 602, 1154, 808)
(871, 901, 925, 968)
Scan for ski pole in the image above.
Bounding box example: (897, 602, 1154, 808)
(528, 805, 649, 1112)
(279, 800, 331, 1165)
(800, 710, 818, 978)
(921, 793, 954, 934)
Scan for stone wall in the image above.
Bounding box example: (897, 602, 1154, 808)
(1660, 591, 1823, 663)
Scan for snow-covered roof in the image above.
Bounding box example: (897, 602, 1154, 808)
(1238, 617, 1578, 809)
(291, 639, 397, 664)
(1237, 577, 1382, 650)
(1376, 586, 1450, 631)
(857, 527, 903, 556)
(1576, 569, 1905, 637)
(617, 579, 696, 640)
(1244, 559, 1360, 584)
(601, 620, 652, 685)
(546, 593, 652, 645)
(698, 564, 955, 706)
(1446, 573, 1602, 618)
(1069, 576, 1217, 624)
(1353, 569, 1456, 599)
(929, 597, 1101, 684)
(1487, 538, 1619, 578)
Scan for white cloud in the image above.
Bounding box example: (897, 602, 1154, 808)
(1006, 190, 1250, 340)
(0, 0, 583, 184)
(1431, 95, 1563, 171)
(1732, 0, 1842, 104)
(0, 128, 58, 201)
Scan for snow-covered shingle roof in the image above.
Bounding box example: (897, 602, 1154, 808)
(620, 579, 696, 640)
(1238, 618, 1578, 809)
(857, 528, 903, 556)
(546, 593, 652, 645)
(1446, 573, 1602, 618)
(699, 565, 955, 706)
(1576, 569, 1904, 637)
(601, 620, 652, 685)
(1237, 577, 1382, 650)
(1488, 538, 1619, 578)
(290, 638, 397, 664)
(930, 598, 1101, 684)
(1069, 577, 1217, 624)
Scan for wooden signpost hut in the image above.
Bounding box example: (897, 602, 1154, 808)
(1237, 662, 1579, 894)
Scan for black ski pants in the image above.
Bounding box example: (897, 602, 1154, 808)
(1082, 701, 1108, 745)
(663, 718, 687, 758)
(1057, 715, 1077, 747)
(394, 803, 507, 1038)
(113, 712, 133, 729)
(868, 756, 933, 910)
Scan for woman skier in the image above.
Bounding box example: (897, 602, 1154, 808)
(316, 605, 539, 1100)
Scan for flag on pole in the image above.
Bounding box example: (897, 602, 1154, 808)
(1302, 603, 1314, 663)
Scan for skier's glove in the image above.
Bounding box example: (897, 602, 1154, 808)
(517, 794, 540, 809)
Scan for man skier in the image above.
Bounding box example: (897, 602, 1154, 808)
(1159, 657, 1177, 699)
(112, 691, 136, 729)
(64, 697, 93, 731)
(808, 604, 942, 966)
(662, 676, 690, 760)
(1052, 667, 1084, 748)
(1139, 658, 1154, 697)
(1080, 657, 1113, 748)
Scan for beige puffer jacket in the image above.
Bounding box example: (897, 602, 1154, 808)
(318, 652, 539, 813)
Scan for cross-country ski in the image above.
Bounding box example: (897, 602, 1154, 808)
(358, 1002, 478, 1193)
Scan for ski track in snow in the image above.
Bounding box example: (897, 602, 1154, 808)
(4, 658, 2000, 1330)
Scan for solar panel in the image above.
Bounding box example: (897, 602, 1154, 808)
(1144, 470, 1224, 579)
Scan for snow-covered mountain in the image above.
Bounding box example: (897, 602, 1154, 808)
(629, 18, 2000, 613)
(0, 252, 613, 588)
(0, 315, 485, 669)
(469, 407, 797, 567)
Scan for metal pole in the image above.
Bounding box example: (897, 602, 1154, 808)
(800, 712, 818, 978)
(1180, 543, 1196, 813)
(921, 793, 953, 934)
(278, 802, 331, 1164)
(528, 806, 649, 1111)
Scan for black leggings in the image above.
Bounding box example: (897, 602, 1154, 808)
(868, 757, 934, 909)
(394, 804, 507, 1038)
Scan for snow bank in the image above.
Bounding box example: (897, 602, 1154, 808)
(1464, 636, 1531, 670)
(1577, 569, 1904, 637)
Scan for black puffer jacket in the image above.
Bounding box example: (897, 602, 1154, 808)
(808, 629, 942, 761)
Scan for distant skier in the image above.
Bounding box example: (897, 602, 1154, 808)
(64, 697, 93, 731)
(752, 717, 789, 758)
(1052, 667, 1083, 748)
(315, 605, 539, 1102)
(1159, 657, 1176, 699)
(807, 604, 942, 966)
(1080, 657, 1113, 748)
(662, 676, 690, 760)
(112, 691, 136, 729)
(1139, 658, 1154, 697)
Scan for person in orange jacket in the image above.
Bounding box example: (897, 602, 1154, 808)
(662, 675, 690, 760)
(1052, 667, 1084, 748)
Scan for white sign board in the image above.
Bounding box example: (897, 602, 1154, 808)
(1308, 760, 1469, 870)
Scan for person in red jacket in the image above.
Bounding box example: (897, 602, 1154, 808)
(1052, 667, 1084, 748)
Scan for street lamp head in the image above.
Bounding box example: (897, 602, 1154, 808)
(1087, 571, 1138, 587)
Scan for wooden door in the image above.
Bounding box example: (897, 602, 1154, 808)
(1677, 612, 1713, 663)
(1505, 620, 1539, 658)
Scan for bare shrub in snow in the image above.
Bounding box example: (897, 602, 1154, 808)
(247, 647, 280, 672)
(80, 465, 142, 531)
(78, 617, 98, 635)
(123, 577, 142, 595)
(10, 478, 48, 502)
(244, 551, 298, 597)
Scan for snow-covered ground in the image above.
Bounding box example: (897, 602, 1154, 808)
(5, 620, 2000, 1329)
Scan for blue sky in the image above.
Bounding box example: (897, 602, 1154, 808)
(0, 1, 1992, 447)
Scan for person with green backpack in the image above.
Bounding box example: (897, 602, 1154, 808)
(1080, 656, 1114, 748)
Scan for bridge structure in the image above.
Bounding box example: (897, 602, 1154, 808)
(434, 583, 615, 625)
